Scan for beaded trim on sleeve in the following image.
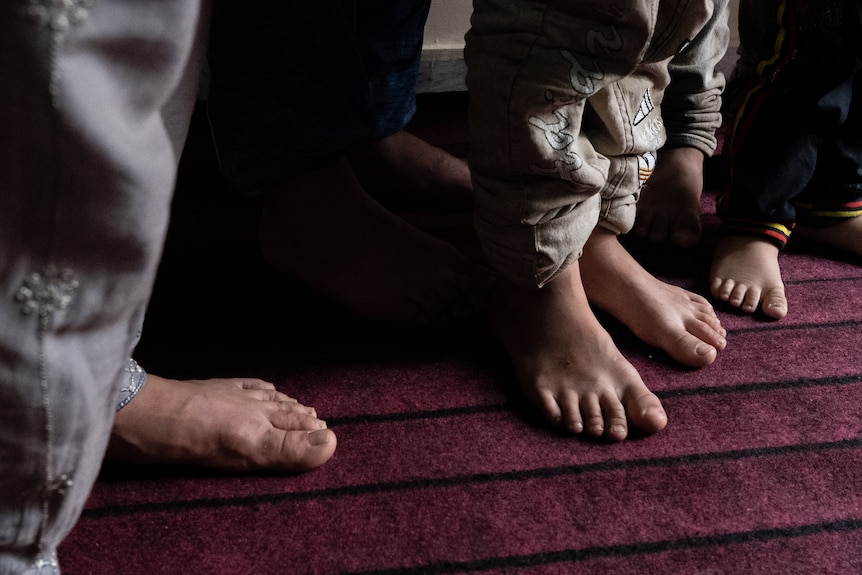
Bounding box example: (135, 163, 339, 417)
(117, 358, 147, 410)
(22, 551, 60, 575)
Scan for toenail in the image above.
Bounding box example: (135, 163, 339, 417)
(307, 429, 331, 446)
(695, 344, 712, 355)
(610, 424, 626, 434)
(644, 406, 667, 421)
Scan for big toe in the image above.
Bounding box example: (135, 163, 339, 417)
(761, 286, 788, 320)
(624, 391, 667, 434)
(272, 428, 337, 473)
(670, 331, 718, 368)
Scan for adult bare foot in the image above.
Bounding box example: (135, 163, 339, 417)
(796, 215, 862, 256)
(710, 235, 787, 319)
(259, 155, 489, 325)
(491, 264, 667, 441)
(107, 375, 336, 473)
(581, 228, 727, 368)
(348, 130, 473, 212)
(633, 147, 705, 248)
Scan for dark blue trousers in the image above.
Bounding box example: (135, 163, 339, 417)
(207, 0, 431, 194)
(719, 0, 862, 247)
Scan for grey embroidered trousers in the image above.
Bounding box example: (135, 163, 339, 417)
(0, 1, 207, 573)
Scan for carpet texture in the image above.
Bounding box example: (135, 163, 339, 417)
(57, 94, 862, 575)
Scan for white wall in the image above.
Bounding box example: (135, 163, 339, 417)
(418, 0, 740, 93)
(424, 1, 473, 50)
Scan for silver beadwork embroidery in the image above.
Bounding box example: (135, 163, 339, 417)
(15, 267, 79, 567)
(22, 551, 60, 575)
(21, 0, 95, 104)
(16, 267, 79, 319)
(117, 358, 147, 410)
(23, 0, 93, 32)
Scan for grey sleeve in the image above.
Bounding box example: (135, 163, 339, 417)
(662, 0, 730, 156)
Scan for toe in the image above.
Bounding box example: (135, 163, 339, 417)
(711, 277, 734, 302)
(740, 289, 761, 313)
(688, 315, 727, 351)
(761, 286, 788, 320)
(236, 378, 277, 391)
(600, 396, 628, 442)
(558, 389, 584, 434)
(670, 331, 717, 368)
(623, 390, 667, 434)
(581, 395, 605, 437)
(728, 283, 754, 308)
(272, 428, 337, 472)
(531, 386, 563, 428)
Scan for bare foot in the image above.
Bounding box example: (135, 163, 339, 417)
(490, 263, 667, 441)
(348, 130, 473, 212)
(580, 229, 727, 368)
(259, 155, 489, 325)
(796, 215, 862, 256)
(107, 375, 336, 472)
(710, 235, 787, 319)
(633, 147, 705, 248)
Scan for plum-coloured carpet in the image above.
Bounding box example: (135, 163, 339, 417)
(58, 94, 862, 574)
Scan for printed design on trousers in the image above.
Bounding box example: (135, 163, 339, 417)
(22, 0, 93, 32)
(562, 5, 624, 96)
(638, 151, 657, 186)
(633, 89, 655, 126)
(529, 109, 575, 150)
(528, 105, 585, 183)
(525, 14, 626, 182)
(633, 89, 665, 150)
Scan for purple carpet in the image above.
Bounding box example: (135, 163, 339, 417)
(58, 94, 862, 575)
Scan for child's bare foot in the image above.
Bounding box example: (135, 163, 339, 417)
(633, 147, 705, 248)
(108, 375, 336, 472)
(348, 130, 474, 212)
(259, 155, 488, 325)
(796, 215, 862, 256)
(580, 229, 727, 368)
(490, 263, 667, 441)
(710, 235, 787, 319)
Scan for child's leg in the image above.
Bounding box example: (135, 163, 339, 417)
(346, 0, 473, 212)
(714, 1, 862, 319)
(710, 235, 787, 319)
(632, 147, 705, 248)
(208, 0, 487, 325)
(794, 66, 862, 257)
(490, 261, 667, 441)
(348, 130, 474, 213)
(581, 228, 727, 366)
(259, 155, 488, 325)
(796, 216, 862, 255)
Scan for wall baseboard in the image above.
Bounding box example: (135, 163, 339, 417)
(417, 48, 466, 94)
